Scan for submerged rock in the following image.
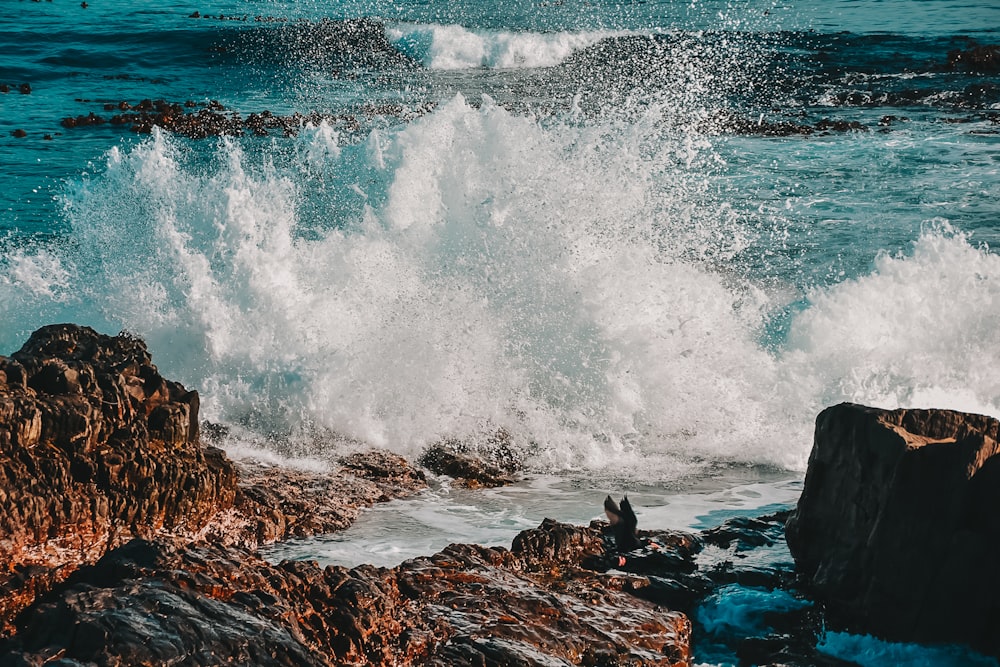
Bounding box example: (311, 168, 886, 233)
(786, 402, 1000, 655)
(948, 44, 1000, 73)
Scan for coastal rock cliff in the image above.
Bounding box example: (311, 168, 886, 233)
(785, 402, 1000, 654)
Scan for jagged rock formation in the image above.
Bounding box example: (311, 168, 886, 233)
(0, 520, 692, 666)
(0, 324, 235, 627)
(0, 324, 426, 633)
(418, 439, 518, 488)
(786, 402, 1000, 655)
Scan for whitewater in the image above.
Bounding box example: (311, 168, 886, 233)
(4, 98, 999, 477)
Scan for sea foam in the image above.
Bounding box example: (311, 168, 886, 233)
(386, 23, 624, 69)
(3, 97, 999, 480)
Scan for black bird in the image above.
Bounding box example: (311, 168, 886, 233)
(604, 495, 639, 552)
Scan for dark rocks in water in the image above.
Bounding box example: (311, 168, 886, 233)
(18, 83, 31, 95)
(878, 114, 909, 126)
(703, 513, 784, 551)
(948, 44, 1000, 73)
(708, 112, 868, 136)
(786, 402, 1000, 655)
(419, 430, 521, 488)
(59, 99, 390, 138)
(11, 129, 26, 138)
(60, 111, 107, 128)
(581, 505, 846, 666)
(2, 521, 692, 666)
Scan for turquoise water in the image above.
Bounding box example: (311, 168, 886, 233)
(3, 0, 999, 476)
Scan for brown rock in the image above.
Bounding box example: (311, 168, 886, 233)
(785, 402, 1000, 654)
(0, 325, 239, 628)
(1, 520, 691, 666)
(0, 325, 236, 556)
(419, 430, 521, 488)
(0, 325, 430, 638)
(0, 326, 692, 665)
(221, 451, 427, 546)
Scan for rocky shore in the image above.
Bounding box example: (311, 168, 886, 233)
(2, 325, 998, 665)
(0, 325, 426, 637)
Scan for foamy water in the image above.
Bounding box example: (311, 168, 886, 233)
(387, 23, 625, 70)
(261, 469, 802, 568)
(4, 89, 1000, 480)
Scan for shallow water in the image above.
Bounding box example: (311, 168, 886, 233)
(261, 467, 801, 568)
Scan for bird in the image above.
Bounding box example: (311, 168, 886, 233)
(604, 495, 639, 552)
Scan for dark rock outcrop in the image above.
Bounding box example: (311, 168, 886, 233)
(786, 402, 1000, 655)
(0, 324, 232, 568)
(0, 324, 235, 631)
(419, 437, 518, 488)
(0, 324, 427, 633)
(948, 44, 1000, 73)
(1, 520, 692, 666)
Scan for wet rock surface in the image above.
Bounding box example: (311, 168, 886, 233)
(6, 348, 992, 667)
(1, 521, 692, 667)
(223, 451, 427, 546)
(0, 326, 773, 667)
(419, 434, 520, 488)
(786, 402, 1000, 655)
(1, 503, 854, 667)
(0, 325, 426, 635)
(0, 324, 235, 628)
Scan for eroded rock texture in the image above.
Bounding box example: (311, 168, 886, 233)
(0, 325, 427, 635)
(0, 324, 236, 630)
(224, 451, 428, 545)
(1, 520, 691, 667)
(785, 402, 1000, 655)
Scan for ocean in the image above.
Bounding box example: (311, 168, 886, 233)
(2, 0, 999, 663)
